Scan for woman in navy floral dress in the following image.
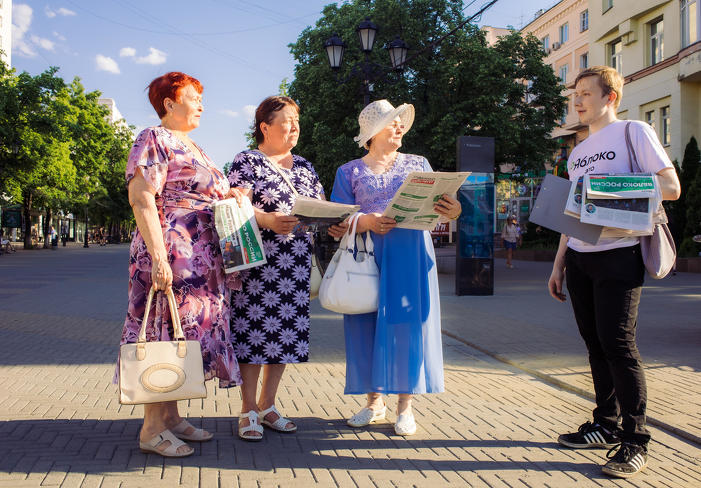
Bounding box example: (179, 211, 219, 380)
(227, 96, 326, 441)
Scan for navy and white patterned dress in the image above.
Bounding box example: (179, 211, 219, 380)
(227, 150, 324, 364)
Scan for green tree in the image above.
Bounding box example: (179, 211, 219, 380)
(287, 0, 566, 191)
(669, 137, 700, 248)
(681, 147, 701, 257)
(242, 77, 293, 151)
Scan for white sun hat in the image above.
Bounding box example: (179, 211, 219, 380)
(353, 99, 415, 149)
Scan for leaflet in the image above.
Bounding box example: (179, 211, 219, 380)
(212, 198, 267, 274)
(382, 171, 471, 231)
(291, 196, 360, 233)
(585, 174, 657, 199)
(564, 176, 584, 218)
(579, 193, 653, 232)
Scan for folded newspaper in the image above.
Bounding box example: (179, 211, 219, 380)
(291, 196, 360, 233)
(564, 176, 584, 218)
(382, 171, 471, 231)
(212, 198, 267, 274)
(579, 174, 656, 232)
(585, 174, 657, 199)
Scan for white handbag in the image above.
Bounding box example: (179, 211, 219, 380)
(319, 213, 380, 314)
(119, 287, 207, 405)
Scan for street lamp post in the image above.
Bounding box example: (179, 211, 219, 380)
(324, 18, 409, 106)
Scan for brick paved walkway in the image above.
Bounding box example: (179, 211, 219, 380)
(0, 246, 699, 487)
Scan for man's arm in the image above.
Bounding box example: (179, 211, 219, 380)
(656, 167, 681, 201)
(548, 234, 569, 302)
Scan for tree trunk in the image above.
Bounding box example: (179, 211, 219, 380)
(23, 191, 33, 250)
(43, 208, 52, 249)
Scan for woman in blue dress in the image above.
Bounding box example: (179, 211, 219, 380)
(330, 100, 462, 436)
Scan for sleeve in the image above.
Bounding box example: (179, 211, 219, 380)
(330, 165, 355, 204)
(125, 128, 170, 194)
(629, 121, 673, 174)
(302, 157, 325, 198)
(227, 152, 256, 190)
(421, 156, 434, 172)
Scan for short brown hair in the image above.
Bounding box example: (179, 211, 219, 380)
(148, 72, 203, 119)
(574, 66, 624, 109)
(253, 96, 300, 144)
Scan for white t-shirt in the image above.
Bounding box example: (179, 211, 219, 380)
(567, 120, 673, 252)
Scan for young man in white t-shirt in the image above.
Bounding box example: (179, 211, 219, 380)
(548, 66, 681, 478)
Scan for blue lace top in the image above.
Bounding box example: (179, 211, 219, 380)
(331, 153, 431, 213)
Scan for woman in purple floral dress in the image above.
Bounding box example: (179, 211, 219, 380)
(120, 72, 242, 458)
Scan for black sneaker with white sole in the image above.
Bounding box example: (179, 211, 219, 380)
(557, 421, 620, 449)
(602, 442, 648, 478)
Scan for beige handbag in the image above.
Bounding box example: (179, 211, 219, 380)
(119, 287, 207, 405)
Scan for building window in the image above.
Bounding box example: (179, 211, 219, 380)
(561, 103, 569, 125)
(610, 39, 623, 73)
(580, 10, 589, 31)
(559, 23, 569, 44)
(603, 0, 614, 13)
(650, 18, 664, 65)
(661, 106, 671, 145)
(645, 110, 656, 132)
(580, 52, 589, 69)
(559, 64, 569, 83)
(542, 35, 550, 52)
(681, 0, 699, 48)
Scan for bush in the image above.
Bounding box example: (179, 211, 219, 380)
(520, 221, 560, 249)
(679, 237, 700, 258)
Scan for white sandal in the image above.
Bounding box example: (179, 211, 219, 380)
(347, 405, 387, 428)
(394, 412, 417, 436)
(238, 410, 264, 441)
(259, 405, 297, 433)
(139, 429, 194, 457)
(171, 420, 213, 442)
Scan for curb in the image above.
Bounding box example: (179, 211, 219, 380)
(442, 329, 701, 448)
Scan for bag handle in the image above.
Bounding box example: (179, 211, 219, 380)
(139, 287, 185, 343)
(625, 122, 667, 224)
(253, 150, 300, 197)
(343, 213, 362, 253)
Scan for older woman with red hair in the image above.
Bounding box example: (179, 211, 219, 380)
(119, 72, 242, 457)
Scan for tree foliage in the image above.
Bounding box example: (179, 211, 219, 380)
(287, 0, 566, 191)
(0, 60, 134, 248)
(668, 137, 700, 251)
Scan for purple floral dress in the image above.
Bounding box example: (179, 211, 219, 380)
(120, 127, 242, 388)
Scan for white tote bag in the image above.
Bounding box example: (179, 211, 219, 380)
(319, 213, 379, 314)
(119, 287, 207, 405)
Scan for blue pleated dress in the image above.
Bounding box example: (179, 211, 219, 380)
(330, 154, 444, 394)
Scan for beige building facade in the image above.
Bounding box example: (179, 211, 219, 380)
(521, 0, 592, 162)
(0, 0, 11, 67)
(589, 0, 701, 164)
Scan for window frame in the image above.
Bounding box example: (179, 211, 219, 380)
(609, 39, 623, 74)
(579, 52, 589, 69)
(580, 10, 589, 32)
(559, 22, 569, 44)
(603, 0, 614, 14)
(681, 0, 699, 48)
(542, 35, 550, 52)
(645, 110, 656, 132)
(661, 106, 671, 146)
(649, 17, 664, 66)
(559, 64, 569, 84)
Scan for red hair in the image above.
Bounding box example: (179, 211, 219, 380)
(148, 72, 203, 118)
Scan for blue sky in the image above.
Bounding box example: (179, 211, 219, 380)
(11, 0, 552, 168)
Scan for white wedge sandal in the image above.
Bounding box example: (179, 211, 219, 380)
(238, 410, 264, 441)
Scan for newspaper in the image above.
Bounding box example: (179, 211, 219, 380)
(291, 196, 360, 233)
(579, 174, 654, 232)
(212, 198, 267, 274)
(585, 174, 657, 199)
(382, 171, 471, 230)
(564, 176, 584, 218)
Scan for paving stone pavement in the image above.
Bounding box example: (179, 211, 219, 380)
(0, 245, 699, 488)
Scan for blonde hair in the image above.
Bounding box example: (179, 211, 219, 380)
(574, 66, 624, 109)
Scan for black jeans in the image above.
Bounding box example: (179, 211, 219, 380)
(565, 245, 650, 446)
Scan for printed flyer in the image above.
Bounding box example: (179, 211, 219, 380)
(212, 198, 267, 274)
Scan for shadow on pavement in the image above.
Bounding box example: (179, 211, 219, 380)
(0, 417, 609, 478)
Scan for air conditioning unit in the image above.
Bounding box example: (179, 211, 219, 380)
(552, 42, 561, 50)
(546, 47, 553, 55)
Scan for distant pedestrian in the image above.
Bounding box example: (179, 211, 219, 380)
(50, 225, 58, 249)
(118, 71, 244, 458)
(330, 100, 461, 436)
(501, 215, 520, 268)
(548, 66, 681, 478)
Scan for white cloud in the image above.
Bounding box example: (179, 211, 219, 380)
(243, 105, 257, 119)
(12, 4, 36, 57)
(57, 8, 76, 16)
(30, 35, 55, 51)
(135, 47, 167, 65)
(95, 55, 120, 74)
(44, 6, 57, 18)
(119, 47, 136, 57)
(220, 109, 239, 118)
(53, 31, 67, 41)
